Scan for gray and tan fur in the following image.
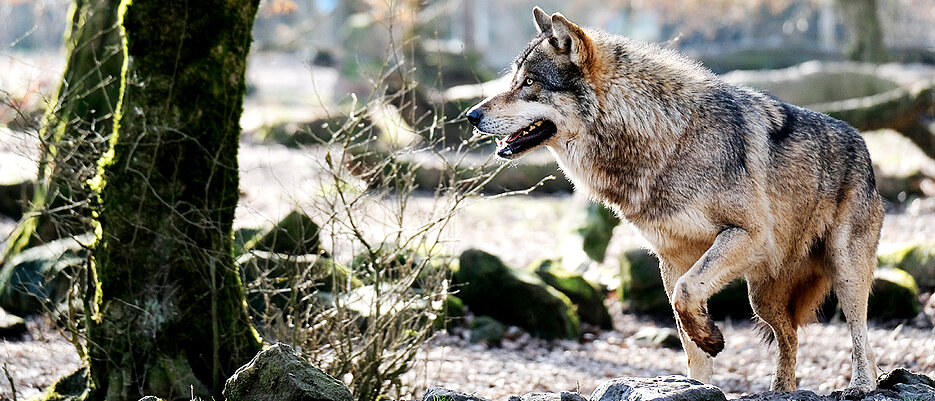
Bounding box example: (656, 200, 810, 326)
(467, 7, 883, 394)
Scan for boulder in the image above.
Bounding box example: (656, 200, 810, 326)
(869, 267, 921, 321)
(877, 368, 935, 401)
(0, 234, 92, 316)
(253, 210, 322, 255)
(454, 249, 579, 340)
(531, 259, 612, 329)
(0, 306, 27, 338)
(223, 343, 353, 401)
(619, 249, 669, 316)
(878, 244, 935, 290)
(422, 387, 493, 401)
(509, 392, 588, 401)
(238, 251, 358, 319)
(436, 295, 465, 329)
(0, 180, 34, 220)
(469, 315, 507, 345)
(576, 203, 621, 263)
(632, 327, 682, 350)
(33, 367, 89, 401)
(707, 279, 753, 320)
(589, 376, 727, 401)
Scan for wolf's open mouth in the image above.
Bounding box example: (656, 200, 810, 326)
(496, 120, 557, 158)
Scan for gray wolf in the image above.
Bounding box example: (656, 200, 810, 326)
(466, 7, 883, 394)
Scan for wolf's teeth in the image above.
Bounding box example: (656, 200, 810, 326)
(534, 121, 542, 127)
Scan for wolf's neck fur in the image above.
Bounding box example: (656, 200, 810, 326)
(549, 34, 714, 220)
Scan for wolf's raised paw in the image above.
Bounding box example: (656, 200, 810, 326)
(675, 307, 725, 356)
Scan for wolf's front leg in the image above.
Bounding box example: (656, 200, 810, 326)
(672, 226, 766, 356)
(660, 259, 713, 383)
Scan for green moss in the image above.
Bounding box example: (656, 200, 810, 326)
(869, 267, 920, 320)
(454, 249, 578, 340)
(619, 249, 670, 315)
(34, 367, 89, 401)
(530, 259, 612, 329)
(878, 244, 935, 290)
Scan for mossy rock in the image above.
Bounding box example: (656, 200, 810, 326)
(349, 243, 450, 288)
(878, 244, 935, 290)
(260, 115, 377, 149)
(33, 366, 89, 401)
(223, 343, 353, 401)
(619, 249, 669, 316)
(868, 267, 920, 320)
(0, 234, 92, 316)
(575, 203, 620, 262)
(0, 306, 26, 338)
(470, 315, 507, 344)
(238, 251, 358, 318)
(707, 279, 753, 320)
(454, 249, 579, 340)
(530, 259, 612, 329)
(435, 295, 466, 330)
(252, 210, 322, 255)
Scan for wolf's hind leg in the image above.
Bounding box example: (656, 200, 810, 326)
(672, 226, 767, 356)
(661, 259, 713, 383)
(748, 279, 799, 392)
(829, 225, 878, 393)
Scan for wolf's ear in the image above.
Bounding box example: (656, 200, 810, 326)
(533, 7, 552, 34)
(549, 13, 593, 67)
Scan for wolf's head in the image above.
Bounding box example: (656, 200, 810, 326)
(467, 7, 600, 159)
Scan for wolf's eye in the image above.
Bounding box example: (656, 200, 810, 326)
(523, 77, 535, 87)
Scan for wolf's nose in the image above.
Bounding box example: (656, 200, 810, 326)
(466, 108, 483, 126)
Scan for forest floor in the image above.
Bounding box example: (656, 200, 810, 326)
(3, 136, 935, 398)
(2, 52, 935, 400)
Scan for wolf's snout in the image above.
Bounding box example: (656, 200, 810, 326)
(466, 107, 483, 127)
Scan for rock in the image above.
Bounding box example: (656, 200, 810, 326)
(632, 327, 681, 350)
(33, 367, 89, 401)
(138, 397, 166, 401)
(0, 180, 34, 220)
(422, 387, 493, 401)
(470, 315, 507, 344)
(576, 203, 620, 263)
(734, 389, 834, 401)
(260, 115, 375, 149)
(0, 233, 92, 316)
(0, 306, 27, 338)
(454, 249, 579, 340)
(869, 267, 921, 321)
(707, 279, 753, 320)
(436, 295, 465, 329)
(619, 249, 669, 316)
(589, 376, 727, 401)
(510, 392, 588, 401)
(238, 251, 358, 318)
(223, 342, 353, 401)
(253, 210, 322, 255)
(531, 259, 612, 329)
(878, 244, 935, 290)
(877, 368, 935, 400)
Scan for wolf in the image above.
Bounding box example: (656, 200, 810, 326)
(466, 7, 883, 394)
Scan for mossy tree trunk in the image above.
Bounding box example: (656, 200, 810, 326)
(835, 0, 889, 63)
(1, 0, 122, 263)
(87, 0, 261, 399)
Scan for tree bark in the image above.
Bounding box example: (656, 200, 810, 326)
(1, 0, 122, 263)
(87, 0, 261, 399)
(835, 0, 889, 63)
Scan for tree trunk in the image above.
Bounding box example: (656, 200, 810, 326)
(1, 0, 122, 263)
(835, 0, 889, 63)
(87, 0, 261, 399)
